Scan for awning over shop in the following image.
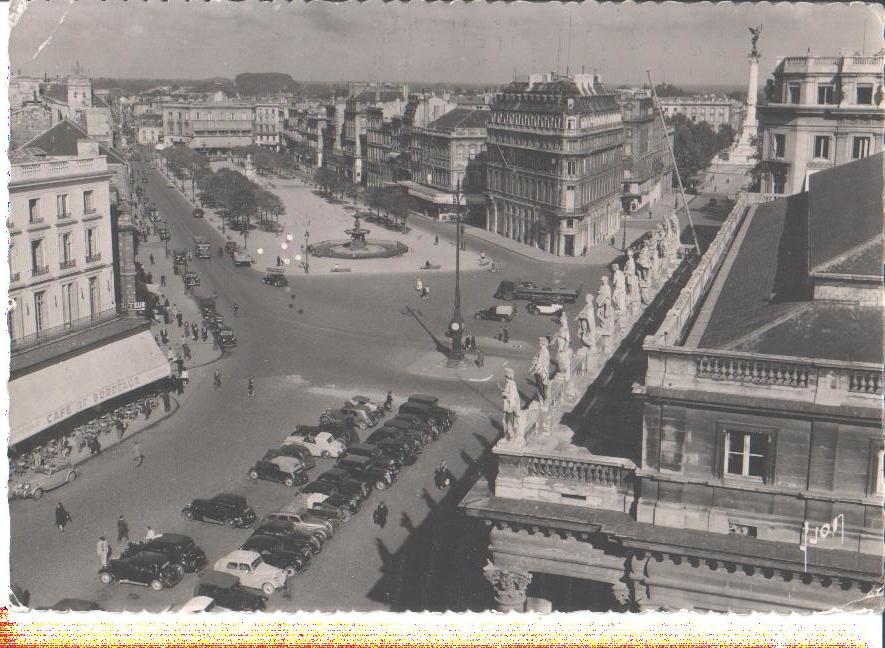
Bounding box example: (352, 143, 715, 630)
(398, 181, 457, 205)
(8, 330, 172, 446)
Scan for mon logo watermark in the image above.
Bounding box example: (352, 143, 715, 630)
(799, 514, 844, 572)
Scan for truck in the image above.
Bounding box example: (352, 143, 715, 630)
(494, 280, 579, 304)
(193, 237, 212, 259)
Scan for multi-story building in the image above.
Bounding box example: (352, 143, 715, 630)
(403, 107, 490, 217)
(658, 95, 744, 131)
(135, 114, 163, 145)
(365, 108, 409, 189)
(462, 153, 883, 613)
(161, 101, 253, 153)
(342, 83, 409, 185)
(253, 102, 283, 148)
(7, 124, 170, 450)
(756, 51, 885, 195)
(485, 72, 624, 256)
(618, 90, 673, 214)
(322, 101, 347, 178)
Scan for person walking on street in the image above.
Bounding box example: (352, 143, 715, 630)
(176, 312, 183, 327)
(97, 537, 111, 567)
(248, 378, 255, 398)
(476, 348, 485, 368)
(415, 278, 423, 295)
(132, 442, 144, 467)
(183, 343, 192, 361)
(160, 275, 166, 287)
(55, 503, 72, 532)
(233, 303, 240, 317)
(117, 515, 129, 544)
(373, 501, 388, 529)
(384, 391, 394, 412)
(149, 253, 155, 265)
(214, 369, 222, 390)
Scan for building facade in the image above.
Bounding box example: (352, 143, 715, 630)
(618, 91, 673, 214)
(486, 72, 624, 256)
(342, 84, 409, 185)
(756, 52, 885, 195)
(462, 154, 883, 613)
(162, 101, 253, 153)
(365, 108, 409, 189)
(253, 102, 283, 148)
(135, 114, 164, 145)
(658, 96, 744, 131)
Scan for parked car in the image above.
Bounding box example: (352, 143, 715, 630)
(339, 444, 402, 472)
(374, 421, 430, 448)
(213, 550, 288, 596)
(300, 481, 362, 513)
(176, 595, 222, 613)
(265, 445, 316, 470)
(182, 493, 257, 528)
(240, 534, 311, 576)
(473, 304, 514, 322)
(398, 401, 455, 431)
(262, 270, 288, 287)
(527, 300, 565, 316)
(262, 503, 336, 539)
(10, 459, 80, 500)
(336, 455, 396, 490)
(368, 434, 421, 462)
(293, 492, 351, 523)
(320, 405, 382, 431)
(119, 533, 207, 576)
(291, 423, 358, 448)
(346, 395, 384, 415)
(99, 551, 184, 591)
(282, 431, 346, 458)
(251, 521, 323, 554)
(387, 414, 438, 441)
(248, 456, 309, 488)
(315, 468, 372, 498)
(192, 572, 267, 611)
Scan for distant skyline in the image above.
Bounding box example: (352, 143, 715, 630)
(8, 1, 883, 87)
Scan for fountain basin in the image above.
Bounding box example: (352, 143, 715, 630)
(310, 239, 409, 259)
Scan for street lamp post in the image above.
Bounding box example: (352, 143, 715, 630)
(447, 180, 465, 367)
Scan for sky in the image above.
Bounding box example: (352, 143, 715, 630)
(7, 1, 884, 87)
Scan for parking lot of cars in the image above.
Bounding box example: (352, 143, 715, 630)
(87, 392, 458, 612)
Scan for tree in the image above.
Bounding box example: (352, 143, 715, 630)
(716, 124, 736, 151)
(654, 83, 688, 97)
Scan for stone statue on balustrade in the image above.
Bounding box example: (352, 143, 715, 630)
(636, 241, 651, 282)
(528, 336, 551, 408)
(649, 241, 662, 286)
(500, 368, 522, 444)
(611, 263, 627, 315)
(624, 248, 637, 277)
(555, 317, 572, 375)
(626, 271, 642, 317)
(577, 293, 597, 345)
(667, 211, 682, 245)
(596, 277, 613, 332)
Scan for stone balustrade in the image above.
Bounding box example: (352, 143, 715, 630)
(522, 454, 632, 488)
(11, 156, 107, 184)
(696, 355, 815, 388)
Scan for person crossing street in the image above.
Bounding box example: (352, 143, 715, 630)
(132, 442, 144, 467)
(96, 537, 111, 567)
(117, 515, 129, 544)
(55, 503, 72, 533)
(248, 378, 255, 398)
(214, 369, 222, 390)
(373, 502, 388, 529)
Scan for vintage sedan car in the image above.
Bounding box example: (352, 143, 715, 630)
(300, 481, 362, 514)
(213, 550, 288, 596)
(99, 551, 184, 591)
(387, 414, 438, 441)
(527, 300, 564, 316)
(320, 405, 382, 431)
(473, 304, 514, 322)
(399, 401, 455, 431)
(218, 327, 238, 349)
(192, 572, 267, 612)
(282, 431, 345, 459)
(367, 429, 423, 455)
(372, 437, 419, 466)
(336, 455, 396, 490)
(177, 595, 223, 613)
(261, 270, 288, 287)
(10, 460, 80, 500)
(262, 505, 335, 540)
(182, 493, 257, 528)
(293, 493, 351, 523)
(339, 444, 402, 471)
(119, 533, 207, 575)
(241, 534, 311, 576)
(251, 521, 323, 554)
(347, 395, 383, 414)
(315, 468, 372, 499)
(265, 445, 316, 470)
(291, 424, 359, 449)
(248, 456, 309, 488)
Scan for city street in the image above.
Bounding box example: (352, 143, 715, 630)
(10, 162, 651, 611)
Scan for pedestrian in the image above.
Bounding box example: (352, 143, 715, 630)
(162, 390, 171, 413)
(176, 356, 185, 373)
(117, 515, 129, 544)
(160, 328, 168, 345)
(97, 537, 111, 567)
(55, 503, 72, 532)
(183, 343, 192, 361)
(201, 325, 208, 342)
(434, 235, 439, 245)
(214, 369, 222, 390)
(233, 303, 240, 317)
(277, 255, 282, 266)
(192, 328, 199, 342)
(145, 526, 158, 540)
(384, 391, 394, 412)
(143, 399, 152, 420)
(149, 253, 155, 265)
(502, 326, 509, 344)
(373, 501, 388, 529)
(476, 348, 485, 368)
(132, 442, 144, 467)
(160, 275, 166, 287)
(176, 375, 184, 396)
(176, 312, 183, 327)
(191, 322, 197, 338)
(248, 378, 255, 398)
(415, 278, 423, 294)
(115, 416, 126, 440)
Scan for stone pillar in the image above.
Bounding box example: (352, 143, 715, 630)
(745, 54, 760, 129)
(483, 561, 532, 612)
(116, 200, 138, 316)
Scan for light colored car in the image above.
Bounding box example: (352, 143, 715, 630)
(177, 596, 229, 613)
(263, 502, 336, 539)
(282, 431, 345, 458)
(213, 550, 288, 596)
(527, 301, 564, 316)
(11, 460, 80, 500)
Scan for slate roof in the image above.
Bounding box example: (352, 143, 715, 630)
(20, 119, 127, 165)
(426, 108, 490, 131)
(41, 82, 68, 103)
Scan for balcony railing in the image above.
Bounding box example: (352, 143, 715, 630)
(84, 207, 97, 215)
(59, 259, 77, 270)
(696, 355, 815, 388)
(57, 212, 74, 221)
(10, 306, 120, 354)
(523, 455, 632, 488)
(849, 369, 882, 394)
(29, 216, 45, 225)
(85, 252, 102, 263)
(31, 264, 50, 276)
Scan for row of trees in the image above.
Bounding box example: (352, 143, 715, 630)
(196, 167, 285, 239)
(365, 187, 424, 232)
(230, 145, 298, 177)
(668, 114, 737, 185)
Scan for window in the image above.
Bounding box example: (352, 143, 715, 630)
(875, 447, 885, 495)
(7, 296, 23, 341)
(86, 228, 98, 258)
(60, 232, 72, 265)
(773, 134, 786, 159)
(852, 136, 871, 159)
(787, 84, 800, 104)
(817, 84, 836, 105)
(28, 198, 41, 223)
(30, 239, 45, 273)
(856, 85, 873, 105)
(34, 291, 47, 332)
(813, 135, 830, 159)
(61, 282, 77, 325)
(56, 194, 69, 218)
(83, 190, 95, 214)
(724, 430, 771, 480)
(88, 276, 101, 316)
(566, 160, 576, 175)
(772, 172, 786, 195)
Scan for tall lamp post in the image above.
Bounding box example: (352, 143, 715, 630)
(447, 180, 465, 367)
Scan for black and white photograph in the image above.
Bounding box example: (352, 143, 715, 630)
(1, 0, 883, 629)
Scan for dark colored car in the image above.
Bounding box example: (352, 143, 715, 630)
(473, 305, 514, 321)
(252, 521, 323, 554)
(192, 208, 204, 218)
(265, 445, 316, 470)
(40, 599, 103, 611)
(368, 429, 423, 456)
(193, 572, 267, 612)
(248, 457, 309, 488)
(119, 533, 207, 575)
(399, 401, 455, 431)
(98, 551, 183, 591)
(301, 481, 362, 513)
(315, 468, 371, 499)
(336, 455, 396, 490)
(371, 437, 418, 465)
(340, 444, 402, 471)
(376, 420, 432, 447)
(262, 273, 288, 287)
(241, 534, 311, 576)
(388, 414, 437, 441)
(218, 327, 238, 349)
(182, 493, 257, 528)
